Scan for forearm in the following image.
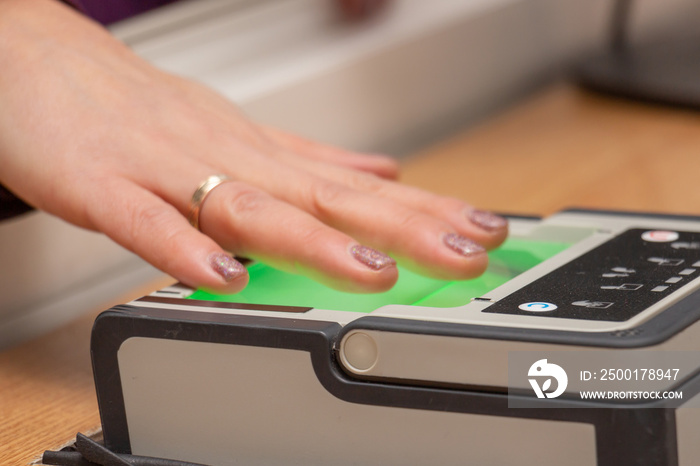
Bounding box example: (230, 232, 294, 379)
(0, 0, 154, 220)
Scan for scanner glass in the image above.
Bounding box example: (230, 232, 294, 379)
(187, 238, 571, 313)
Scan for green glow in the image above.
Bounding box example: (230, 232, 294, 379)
(188, 238, 571, 312)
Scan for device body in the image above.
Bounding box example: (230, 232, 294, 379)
(92, 210, 700, 465)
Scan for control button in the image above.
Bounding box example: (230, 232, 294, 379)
(342, 332, 379, 372)
(603, 273, 628, 278)
(648, 257, 685, 266)
(652, 286, 669, 292)
(666, 277, 682, 284)
(600, 283, 643, 291)
(671, 242, 700, 250)
(694, 261, 700, 267)
(642, 230, 679, 242)
(519, 302, 558, 312)
(611, 267, 635, 274)
(679, 268, 696, 276)
(572, 300, 613, 309)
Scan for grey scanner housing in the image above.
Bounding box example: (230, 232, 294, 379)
(92, 209, 700, 466)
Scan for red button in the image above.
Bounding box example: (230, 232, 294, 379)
(641, 230, 679, 243)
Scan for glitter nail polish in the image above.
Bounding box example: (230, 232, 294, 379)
(467, 209, 508, 232)
(350, 245, 396, 271)
(208, 253, 246, 281)
(443, 233, 486, 257)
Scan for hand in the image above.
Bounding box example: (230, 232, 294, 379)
(0, 0, 507, 294)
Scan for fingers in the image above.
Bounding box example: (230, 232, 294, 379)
(198, 181, 398, 293)
(87, 178, 249, 293)
(240, 162, 489, 280)
(304, 181, 490, 280)
(89, 148, 399, 293)
(335, 171, 509, 250)
(101, 126, 499, 288)
(264, 153, 508, 250)
(261, 126, 400, 180)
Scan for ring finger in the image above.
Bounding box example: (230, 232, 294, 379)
(240, 164, 489, 280)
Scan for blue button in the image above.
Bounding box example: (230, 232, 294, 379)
(519, 302, 558, 312)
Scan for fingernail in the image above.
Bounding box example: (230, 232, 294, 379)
(208, 253, 247, 282)
(443, 233, 486, 257)
(350, 245, 396, 271)
(467, 209, 508, 232)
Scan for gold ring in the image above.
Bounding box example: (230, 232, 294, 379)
(188, 174, 231, 230)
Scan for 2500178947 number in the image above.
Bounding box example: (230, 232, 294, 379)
(599, 368, 680, 381)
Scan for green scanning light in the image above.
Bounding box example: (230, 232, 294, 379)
(188, 238, 570, 312)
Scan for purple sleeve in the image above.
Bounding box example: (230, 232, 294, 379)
(62, 0, 179, 25)
(0, 185, 33, 221)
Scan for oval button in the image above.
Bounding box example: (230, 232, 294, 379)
(642, 230, 679, 243)
(519, 302, 558, 312)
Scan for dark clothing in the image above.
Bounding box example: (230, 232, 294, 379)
(64, 0, 179, 25)
(0, 185, 33, 221)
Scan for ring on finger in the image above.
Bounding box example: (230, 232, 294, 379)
(188, 174, 231, 230)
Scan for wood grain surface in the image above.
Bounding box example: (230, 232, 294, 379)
(402, 85, 700, 217)
(0, 277, 174, 465)
(4, 84, 700, 464)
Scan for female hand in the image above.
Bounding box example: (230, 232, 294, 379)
(0, 0, 507, 294)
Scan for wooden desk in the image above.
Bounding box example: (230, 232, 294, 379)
(4, 85, 700, 465)
(404, 85, 700, 217)
(0, 277, 174, 465)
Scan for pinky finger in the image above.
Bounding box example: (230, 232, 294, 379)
(261, 126, 400, 180)
(87, 179, 249, 293)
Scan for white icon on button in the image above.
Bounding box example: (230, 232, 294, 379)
(600, 283, 643, 291)
(648, 257, 685, 266)
(642, 231, 679, 242)
(611, 267, 635, 274)
(671, 242, 700, 250)
(519, 302, 558, 312)
(572, 300, 613, 309)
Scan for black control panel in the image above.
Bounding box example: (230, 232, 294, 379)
(483, 228, 700, 321)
